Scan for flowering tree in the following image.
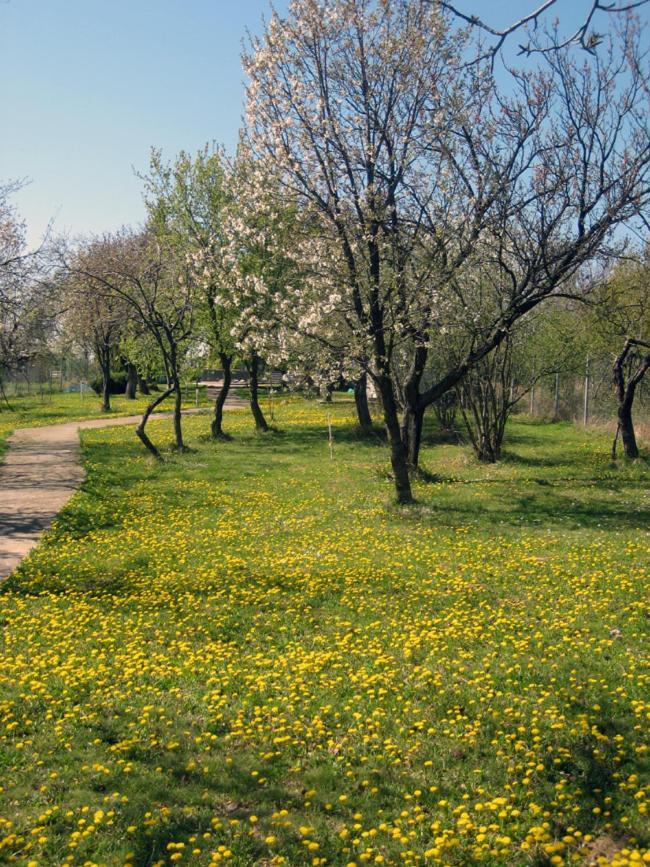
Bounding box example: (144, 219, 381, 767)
(244, 0, 473, 500)
(244, 0, 650, 501)
(192, 147, 306, 432)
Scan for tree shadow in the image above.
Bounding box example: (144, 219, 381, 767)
(412, 481, 650, 531)
(121, 752, 305, 867)
(534, 700, 650, 850)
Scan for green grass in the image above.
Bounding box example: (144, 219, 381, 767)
(0, 389, 211, 458)
(0, 399, 648, 866)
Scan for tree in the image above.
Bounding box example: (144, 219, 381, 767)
(244, 0, 469, 501)
(245, 0, 650, 501)
(457, 340, 516, 463)
(582, 254, 650, 457)
(119, 320, 159, 398)
(397, 16, 650, 472)
(612, 338, 650, 458)
(140, 145, 236, 439)
(62, 261, 128, 412)
(0, 181, 54, 404)
(455, 321, 560, 462)
(197, 149, 303, 433)
(70, 231, 196, 458)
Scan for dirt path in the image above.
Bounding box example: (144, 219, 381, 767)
(0, 402, 247, 581)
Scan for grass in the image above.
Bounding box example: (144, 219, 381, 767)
(0, 390, 211, 458)
(0, 398, 648, 866)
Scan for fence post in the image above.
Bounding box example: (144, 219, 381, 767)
(583, 357, 590, 426)
(554, 371, 560, 419)
(530, 363, 536, 416)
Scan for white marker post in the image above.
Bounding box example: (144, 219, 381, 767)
(583, 357, 590, 427)
(327, 412, 333, 460)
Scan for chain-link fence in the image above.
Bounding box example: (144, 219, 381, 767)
(519, 355, 649, 426)
(3, 354, 649, 434)
(1, 356, 92, 399)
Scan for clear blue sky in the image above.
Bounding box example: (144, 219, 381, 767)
(1, 0, 288, 243)
(2, 0, 647, 244)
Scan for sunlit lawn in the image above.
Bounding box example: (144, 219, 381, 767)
(0, 389, 211, 456)
(0, 398, 648, 866)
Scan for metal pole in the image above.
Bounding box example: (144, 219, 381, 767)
(583, 357, 590, 426)
(530, 363, 535, 416)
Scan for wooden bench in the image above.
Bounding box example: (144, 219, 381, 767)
(199, 369, 250, 385)
(200, 369, 285, 388)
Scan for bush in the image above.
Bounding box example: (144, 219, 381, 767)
(90, 372, 128, 395)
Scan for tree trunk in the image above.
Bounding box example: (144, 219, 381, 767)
(172, 376, 185, 451)
(0, 378, 13, 411)
(211, 352, 233, 439)
(136, 386, 174, 459)
(613, 339, 650, 460)
(618, 400, 639, 459)
(138, 375, 150, 395)
(366, 227, 412, 502)
(354, 374, 373, 431)
(101, 376, 111, 413)
(476, 436, 499, 463)
(376, 373, 413, 504)
(400, 345, 428, 470)
(125, 362, 137, 400)
(98, 344, 111, 412)
(401, 404, 425, 469)
(248, 351, 269, 432)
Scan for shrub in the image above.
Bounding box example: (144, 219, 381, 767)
(89, 372, 128, 395)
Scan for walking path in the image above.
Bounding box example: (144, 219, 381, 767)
(0, 400, 247, 581)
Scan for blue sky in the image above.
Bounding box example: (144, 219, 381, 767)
(1, 0, 289, 242)
(2, 0, 648, 244)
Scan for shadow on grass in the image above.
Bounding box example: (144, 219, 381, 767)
(408, 482, 650, 531)
(122, 754, 306, 867)
(536, 700, 650, 849)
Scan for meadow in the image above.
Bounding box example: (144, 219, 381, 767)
(0, 390, 210, 456)
(0, 398, 648, 866)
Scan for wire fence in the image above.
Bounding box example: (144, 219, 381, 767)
(2, 355, 648, 428)
(1, 358, 92, 399)
(520, 356, 649, 425)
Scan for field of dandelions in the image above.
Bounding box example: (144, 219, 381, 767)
(0, 397, 648, 866)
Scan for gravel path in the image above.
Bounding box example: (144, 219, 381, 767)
(0, 402, 246, 581)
